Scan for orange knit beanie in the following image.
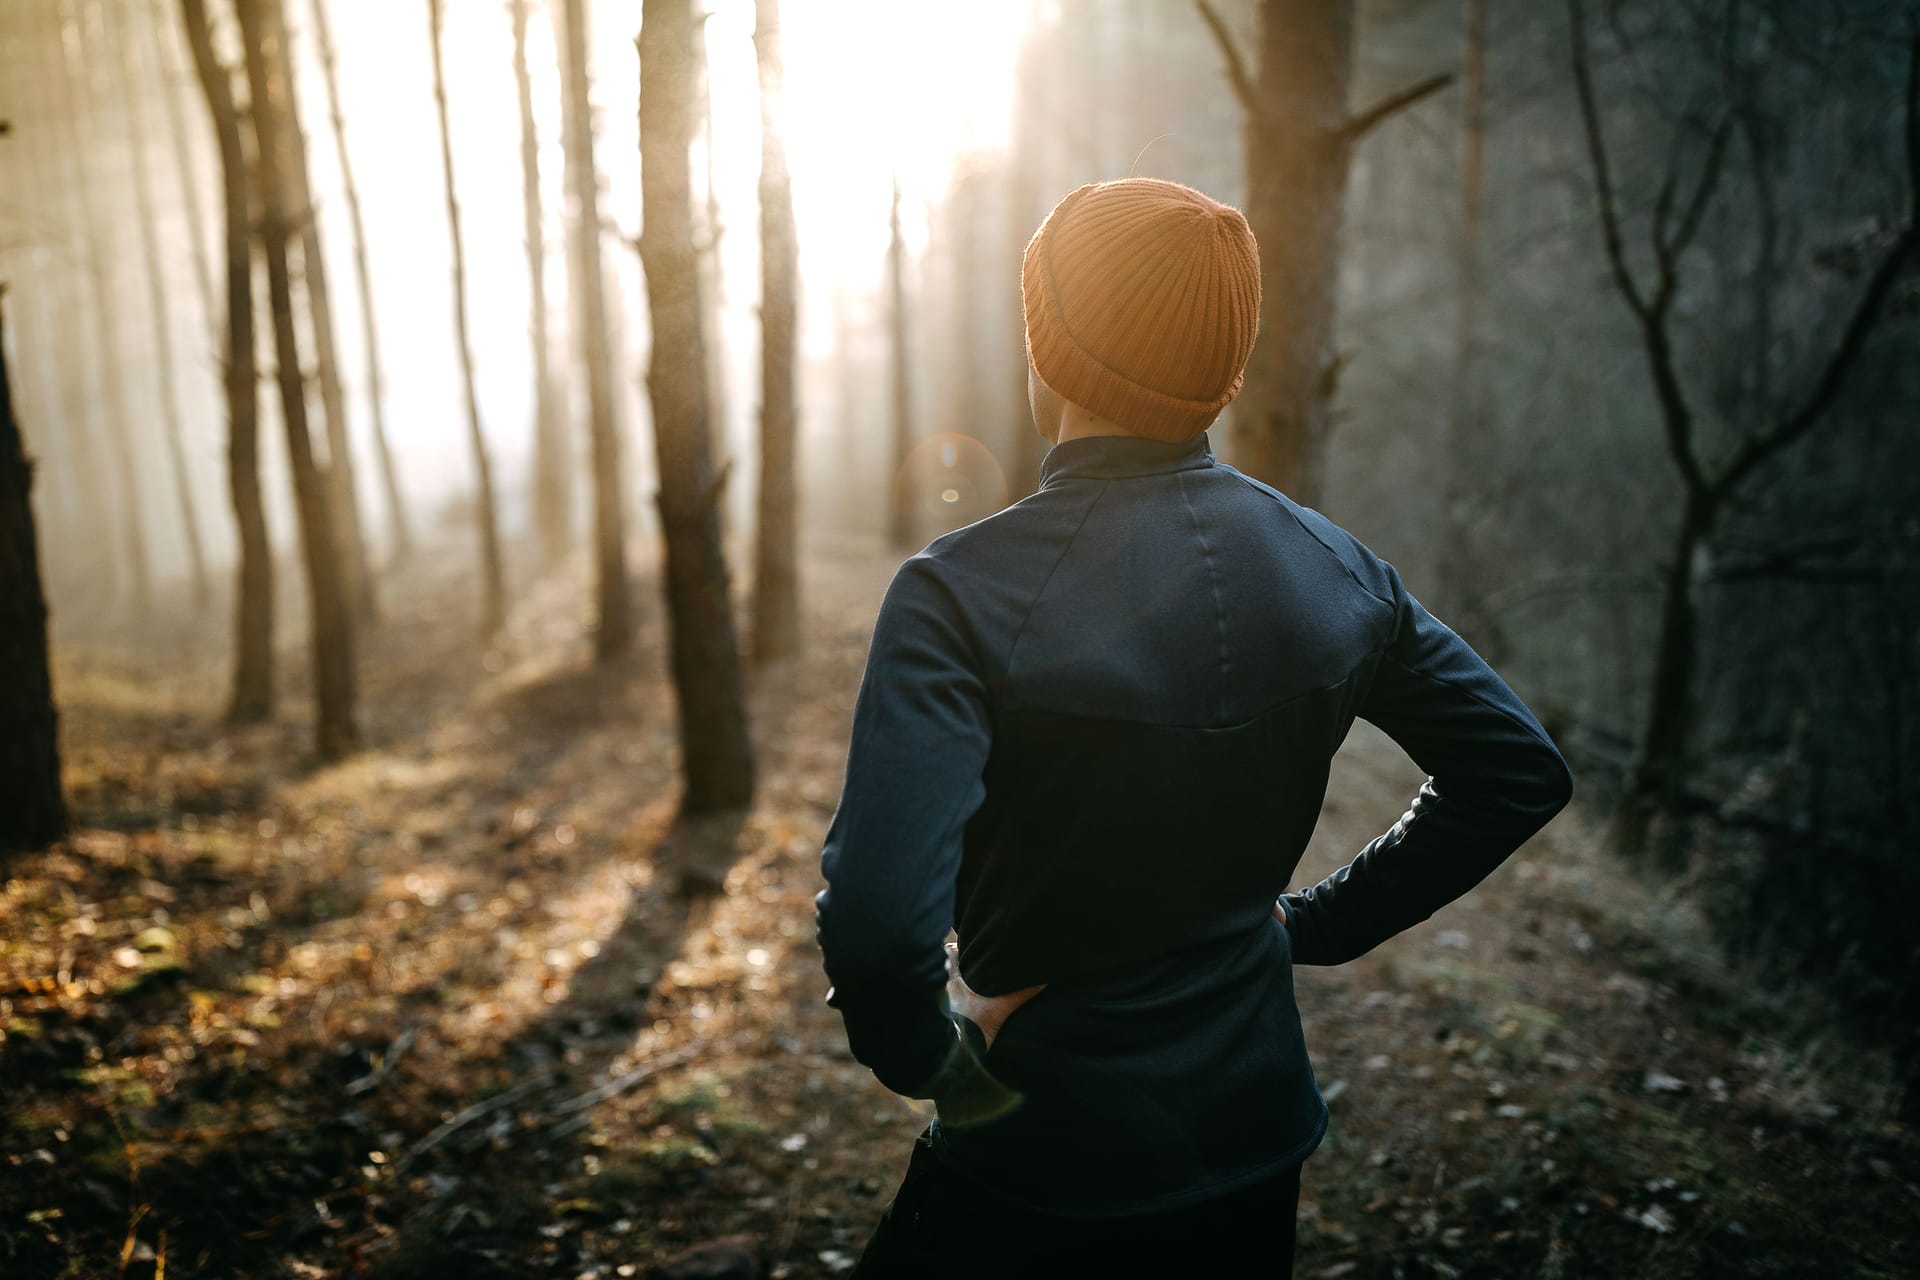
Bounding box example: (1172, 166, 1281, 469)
(1021, 177, 1261, 442)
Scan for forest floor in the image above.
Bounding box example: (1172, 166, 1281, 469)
(4, 539, 1918, 1280)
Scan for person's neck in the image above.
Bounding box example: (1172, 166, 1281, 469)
(1053, 404, 1132, 444)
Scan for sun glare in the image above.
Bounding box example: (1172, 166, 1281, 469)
(291, 0, 1032, 514)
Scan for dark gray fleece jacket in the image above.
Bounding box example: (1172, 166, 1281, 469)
(815, 430, 1573, 1217)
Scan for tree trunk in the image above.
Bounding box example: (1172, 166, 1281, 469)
(148, 1, 219, 350)
(428, 0, 507, 637)
(309, 0, 411, 566)
(61, 0, 152, 617)
(751, 0, 800, 662)
(511, 0, 568, 567)
(240, 0, 358, 761)
(697, 26, 732, 549)
(1233, 0, 1353, 507)
(180, 0, 272, 724)
(1437, 0, 1489, 628)
(886, 177, 914, 551)
(556, 0, 631, 660)
(107, 6, 212, 611)
(268, 8, 375, 623)
(1617, 490, 1717, 862)
(639, 0, 756, 814)
(0, 293, 68, 855)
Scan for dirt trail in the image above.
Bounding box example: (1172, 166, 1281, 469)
(3, 543, 1914, 1279)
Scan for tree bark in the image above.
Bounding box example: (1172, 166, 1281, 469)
(639, 0, 756, 814)
(239, 0, 358, 761)
(180, 0, 273, 724)
(1197, 0, 1449, 506)
(309, 0, 410, 566)
(511, 0, 568, 567)
(428, 0, 507, 637)
(0, 292, 68, 855)
(61, 0, 153, 616)
(751, 0, 800, 662)
(556, 0, 631, 660)
(268, 5, 375, 623)
(886, 177, 914, 551)
(107, 5, 212, 611)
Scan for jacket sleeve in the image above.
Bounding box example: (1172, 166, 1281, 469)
(814, 557, 1013, 1117)
(1278, 551, 1574, 967)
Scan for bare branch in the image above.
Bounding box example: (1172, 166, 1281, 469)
(1668, 115, 1732, 258)
(1193, 0, 1263, 128)
(1715, 32, 1919, 496)
(1567, 0, 1648, 319)
(1570, 0, 1709, 496)
(1343, 72, 1455, 145)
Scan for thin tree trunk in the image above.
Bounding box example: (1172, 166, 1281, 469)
(1619, 491, 1716, 861)
(62, 0, 153, 616)
(107, 6, 211, 610)
(240, 0, 358, 761)
(751, 0, 800, 661)
(23, 6, 97, 592)
(1437, 0, 1489, 627)
(886, 176, 913, 551)
(1197, 0, 1450, 506)
(557, 0, 631, 660)
(511, 0, 568, 567)
(1231, 1, 1349, 506)
(428, 0, 507, 636)
(181, 0, 272, 724)
(148, 0, 219, 348)
(268, 10, 374, 623)
(697, 23, 732, 548)
(0, 293, 68, 855)
(309, 0, 410, 567)
(639, 0, 756, 814)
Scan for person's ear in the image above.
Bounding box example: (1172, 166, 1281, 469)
(1028, 358, 1062, 444)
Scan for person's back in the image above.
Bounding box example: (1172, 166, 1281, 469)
(816, 178, 1573, 1273)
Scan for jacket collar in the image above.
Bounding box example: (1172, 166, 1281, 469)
(1037, 431, 1216, 490)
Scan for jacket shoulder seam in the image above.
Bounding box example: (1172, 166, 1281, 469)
(1220, 467, 1396, 615)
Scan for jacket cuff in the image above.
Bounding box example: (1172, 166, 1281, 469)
(921, 1014, 1026, 1128)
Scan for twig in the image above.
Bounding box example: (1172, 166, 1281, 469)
(546, 1041, 705, 1122)
(1193, 0, 1263, 126)
(345, 1026, 417, 1096)
(392, 1068, 561, 1174)
(1343, 72, 1455, 144)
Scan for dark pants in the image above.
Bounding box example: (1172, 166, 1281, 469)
(851, 1128, 1302, 1278)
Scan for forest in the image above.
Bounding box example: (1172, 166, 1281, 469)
(1, 0, 1917, 1276)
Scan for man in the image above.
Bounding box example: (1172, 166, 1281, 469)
(815, 177, 1573, 1276)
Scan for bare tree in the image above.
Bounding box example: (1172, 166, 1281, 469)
(1567, 1, 1918, 849)
(1196, 0, 1451, 505)
(239, 0, 358, 760)
(310, 0, 411, 566)
(886, 175, 913, 550)
(105, 4, 211, 609)
(180, 0, 272, 723)
(0, 290, 67, 854)
(60, 0, 153, 616)
(556, 0, 631, 660)
(511, 0, 568, 566)
(751, 0, 800, 661)
(146, 0, 218, 345)
(267, 3, 374, 622)
(427, 0, 506, 636)
(639, 0, 756, 813)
